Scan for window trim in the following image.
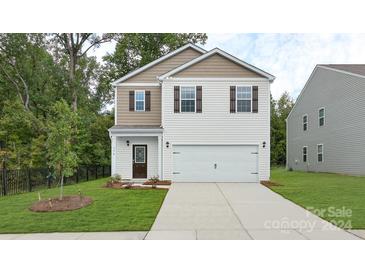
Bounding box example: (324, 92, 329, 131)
(134, 146, 146, 163)
(134, 90, 145, 112)
(318, 107, 325, 127)
(302, 114, 308, 131)
(236, 85, 253, 113)
(302, 146, 308, 163)
(317, 144, 324, 163)
(180, 85, 196, 113)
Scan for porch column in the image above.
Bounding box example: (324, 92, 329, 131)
(157, 135, 162, 179)
(111, 135, 117, 175)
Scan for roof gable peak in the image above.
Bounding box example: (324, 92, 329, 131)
(112, 43, 206, 86)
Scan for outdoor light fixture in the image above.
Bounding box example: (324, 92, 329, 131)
(126, 140, 130, 146)
(263, 141, 266, 148)
(166, 141, 170, 148)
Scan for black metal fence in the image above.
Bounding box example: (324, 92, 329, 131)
(0, 166, 111, 197)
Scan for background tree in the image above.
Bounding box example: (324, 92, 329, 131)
(46, 100, 79, 199)
(0, 100, 42, 168)
(51, 33, 114, 111)
(271, 92, 294, 166)
(0, 33, 208, 175)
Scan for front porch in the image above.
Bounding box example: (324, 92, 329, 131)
(109, 125, 163, 182)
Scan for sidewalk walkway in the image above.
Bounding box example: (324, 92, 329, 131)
(0, 231, 147, 240)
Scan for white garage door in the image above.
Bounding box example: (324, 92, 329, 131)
(173, 145, 259, 183)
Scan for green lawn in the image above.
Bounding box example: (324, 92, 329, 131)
(270, 168, 365, 229)
(0, 178, 167, 233)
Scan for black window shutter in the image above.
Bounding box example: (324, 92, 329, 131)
(129, 91, 134, 111)
(145, 91, 151, 111)
(230, 86, 236, 113)
(174, 86, 180, 113)
(196, 86, 202, 113)
(252, 86, 258, 113)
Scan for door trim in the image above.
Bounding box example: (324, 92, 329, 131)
(132, 144, 148, 179)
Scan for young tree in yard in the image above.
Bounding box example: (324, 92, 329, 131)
(271, 92, 294, 166)
(46, 100, 79, 200)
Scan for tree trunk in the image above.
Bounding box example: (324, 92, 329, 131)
(60, 172, 64, 200)
(69, 52, 77, 112)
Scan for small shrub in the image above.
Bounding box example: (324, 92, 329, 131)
(106, 174, 122, 187)
(147, 176, 160, 188)
(288, 167, 293, 172)
(148, 176, 159, 184)
(110, 174, 122, 183)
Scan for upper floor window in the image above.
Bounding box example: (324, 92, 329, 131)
(317, 144, 324, 162)
(135, 90, 145, 111)
(319, 107, 325, 127)
(236, 86, 252, 112)
(180, 86, 196, 112)
(303, 115, 308, 131)
(302, 146, 308, 162)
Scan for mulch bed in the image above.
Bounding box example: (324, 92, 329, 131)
(143, 180, 172, 186)
(29, 195, 93, 212)
(104, 181, 127, 189)
(261, 181, 282, 187)
(104, 182, 167, 190)
(122, 185, 166, 190)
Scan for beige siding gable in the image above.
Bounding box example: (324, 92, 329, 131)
(173, 53, 265, 78)
(116, 86, 161, 125)
(124, 48, 202, 83)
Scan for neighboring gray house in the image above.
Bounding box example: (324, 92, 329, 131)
(287, 64, 365, 176)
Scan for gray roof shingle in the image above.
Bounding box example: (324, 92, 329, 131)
(320, 64, 365, 77)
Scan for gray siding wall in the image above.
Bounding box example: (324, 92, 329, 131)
(287, 67, 365, 176)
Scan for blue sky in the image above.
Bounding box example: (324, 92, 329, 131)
(91, 33, 365, 100)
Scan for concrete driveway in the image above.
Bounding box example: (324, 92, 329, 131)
(146, 183, 359, 240)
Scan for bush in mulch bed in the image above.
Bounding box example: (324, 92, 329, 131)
(143, 176, 171, 186)
(29, 195, 93, 212)
(261, 181, 282, 188)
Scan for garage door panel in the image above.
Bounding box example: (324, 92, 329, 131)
(173, 145, 258, 183)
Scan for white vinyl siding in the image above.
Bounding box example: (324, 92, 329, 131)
(162, 79, 271, 181)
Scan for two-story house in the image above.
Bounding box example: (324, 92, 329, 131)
(109, 43, 275, 183)
(287, 64, 365, 176)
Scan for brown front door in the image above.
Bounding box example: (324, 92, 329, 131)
(133, 145, 147, 178)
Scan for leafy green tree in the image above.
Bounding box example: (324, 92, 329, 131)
(271, 92, 294, 166)
(0, 33, 68, 115)
(46, 100, 79, 199)
(0, 100, 43, 168)
(75, 109, 113, 166)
